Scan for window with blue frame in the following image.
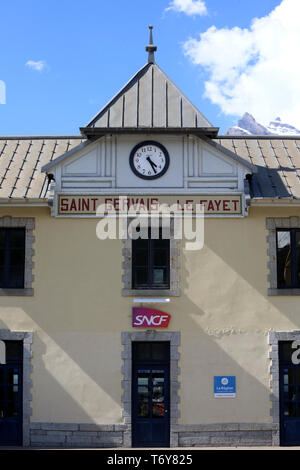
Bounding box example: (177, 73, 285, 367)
(277, 229, 300, 288)
(0, 228, 25, 289)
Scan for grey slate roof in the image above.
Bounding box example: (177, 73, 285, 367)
(1, 135, 300, 200)
(0, 137, 83, 199)
(84, 63, 213, 130)
(216, 136, 300, 199)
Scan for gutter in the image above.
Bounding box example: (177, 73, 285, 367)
(250, 197, 300, 207)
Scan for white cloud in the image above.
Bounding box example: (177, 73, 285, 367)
(25, 60, 47, 72)
(0, 80, 6, 104)
(166, 0, 207, 16)
(183, 0, 300, 127)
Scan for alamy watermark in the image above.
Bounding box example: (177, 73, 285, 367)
(0, 80, 6, 104)
(95, 196, 204, 251)
(291, 340, 300, 365)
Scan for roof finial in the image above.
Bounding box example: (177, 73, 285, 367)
(146, 25, 157, 64)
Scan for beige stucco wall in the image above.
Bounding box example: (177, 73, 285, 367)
(0, 205, 300, 425)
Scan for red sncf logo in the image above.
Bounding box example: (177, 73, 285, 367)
(132, 308, 171, 328)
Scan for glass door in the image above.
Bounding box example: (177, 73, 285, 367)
(132, 342, 170, 447)
(0, 365, 23, 445)
(0, 341, 23, 446)
(280, 341, 300, 445)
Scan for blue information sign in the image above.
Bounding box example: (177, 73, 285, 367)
(214, 376, 236, 398)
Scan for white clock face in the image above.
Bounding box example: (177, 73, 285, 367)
(129, 141, 169, 180)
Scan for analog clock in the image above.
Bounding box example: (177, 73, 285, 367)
(129, 141, 170, 180)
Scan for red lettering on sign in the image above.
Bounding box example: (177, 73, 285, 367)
(223, 200, 230, 211)
(233, 199, 240, 211)
(207, 200, 214, 211)
(82, 199, 90, 211)
(104, 198, 113, 211)
(185, 200, 193, 211)
(60, 198, 69, 212)
(113, 198, 119, 211)
(91, 198, 98, 211)
(69, 199, 77, 211)
(214, 200, 221, 211)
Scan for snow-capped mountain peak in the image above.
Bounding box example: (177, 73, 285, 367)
(226, 113, 300, 136)
(267, 117, 300, 135)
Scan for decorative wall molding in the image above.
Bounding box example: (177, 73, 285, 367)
(45, 134, 249, 206)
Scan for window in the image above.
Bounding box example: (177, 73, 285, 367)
(0, 216, 35, 296)
(122, 219, 180, 296)
(132, 228, 170, 290)
(277, 229, 300, 289)
(266, 217, 300, 296)
(0, 228, 25, 289)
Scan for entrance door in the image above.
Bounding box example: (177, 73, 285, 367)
(0, 341, 23, 446)
(132, 342, 170, 447)
(279, 341, 300, 446)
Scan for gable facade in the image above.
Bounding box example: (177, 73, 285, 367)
(1, 32, 300, 448)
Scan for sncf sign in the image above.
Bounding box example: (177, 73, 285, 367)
(132, 308, 171, 328)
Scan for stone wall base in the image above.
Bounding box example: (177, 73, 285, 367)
(174, 423, 279, 447)
(30, 423, 129, 448)
(30, 422, 279, 448)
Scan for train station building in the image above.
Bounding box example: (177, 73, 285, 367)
(1, 30, 300, 447)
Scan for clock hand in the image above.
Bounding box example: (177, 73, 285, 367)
(146, 156, 157, 173)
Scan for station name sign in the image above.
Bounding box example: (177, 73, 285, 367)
(132, 308, 171, 328)
(58, 194, 242, 215)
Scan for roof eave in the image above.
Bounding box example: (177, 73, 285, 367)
(0, 198, 49, 206)
(250, 197, 300, 205)
(80, 127, 220, 139)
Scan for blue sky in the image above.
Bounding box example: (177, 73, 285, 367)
(0, 0, 292, 135)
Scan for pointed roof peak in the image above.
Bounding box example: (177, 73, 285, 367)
(82, 28, 218, 137)
(145, 25, 157, 64)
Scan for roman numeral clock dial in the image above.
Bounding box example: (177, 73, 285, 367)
(129, 141, 170, 180)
